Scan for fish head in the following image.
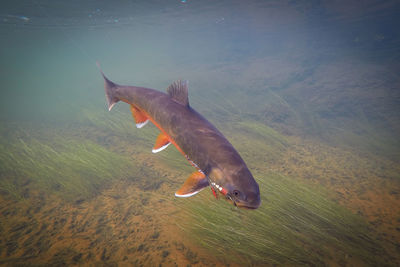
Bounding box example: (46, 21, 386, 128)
(209, 167, 261, 209)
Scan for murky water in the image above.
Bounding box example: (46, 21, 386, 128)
(1, 0, 399, 266)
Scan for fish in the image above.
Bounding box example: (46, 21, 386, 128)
(99, 67, 261, 209)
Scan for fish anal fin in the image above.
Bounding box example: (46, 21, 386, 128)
(130, 105, 149, 128)
(152, 132, 171, 153)
(167, 80, 189, 107)
(175, 171, 209, 198)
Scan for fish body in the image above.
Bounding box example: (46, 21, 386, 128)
(100, 70, 260, 209)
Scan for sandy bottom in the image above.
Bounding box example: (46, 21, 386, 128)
(0, 178, 227, 266)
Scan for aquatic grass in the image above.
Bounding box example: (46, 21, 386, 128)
(79, 106, 162, 150)
(230, 120, 288, 162)
(235, 120, 288, 148)
(175, 172, 387, 265)
(81, 107, 138, 138)
(0, 104, 391, 265)
(76, 107, 394, 265)
(0, 133, 135, 201)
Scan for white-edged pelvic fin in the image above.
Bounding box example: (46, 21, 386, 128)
(152, 142, 171, 153)
(175, 171, 208, 197)
(175, 187, 206, 198)
(136, 120, 149, 128)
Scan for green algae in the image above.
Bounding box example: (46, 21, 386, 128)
(0, 108, 397, 266)
(176, 171, 387, 266)
(81, 107, 139, 139)
(0, 129, 134, 201)
(79, 108, 395, 265)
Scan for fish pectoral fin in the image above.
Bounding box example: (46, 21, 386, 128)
(175, 171, 209, 198)
(130, 104, 149, 128)
(152, 132, 171, 153)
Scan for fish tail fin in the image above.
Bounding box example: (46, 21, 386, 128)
(97, 62, 119, 111)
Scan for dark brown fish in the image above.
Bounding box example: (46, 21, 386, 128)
(100, 68, 260, 209)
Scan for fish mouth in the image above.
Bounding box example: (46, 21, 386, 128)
(224, 193, 261, 209)
(234, 201, 261, 209)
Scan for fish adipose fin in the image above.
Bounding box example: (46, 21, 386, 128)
(152, 132, 171, 153)
(167, 80, 189, 107)
(175, 171, 209, 197)
(130, 105, 149, 128)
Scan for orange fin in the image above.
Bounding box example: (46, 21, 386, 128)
(152, 132, 171, 153)
(130, 105, 149, 128)
(175, 171, 209, 198)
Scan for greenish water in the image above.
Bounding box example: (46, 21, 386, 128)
(1, 0, 400, 266)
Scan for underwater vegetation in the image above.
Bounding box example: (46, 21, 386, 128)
(175, 119, 396, 266)
(177, 173, 386, 266)
(0, 120, 176, 266)
(0, 124, 133, 201)
(0, 107, 399, 265)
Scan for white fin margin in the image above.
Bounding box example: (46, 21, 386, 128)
(108, 102, 117, 111)
(136, 120, 149, 128)
(152, 142, 171, 153)
(175, 187, 206, 198)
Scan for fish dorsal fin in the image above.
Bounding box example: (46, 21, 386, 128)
(175, 171, 209, 197)
(167, 80, 189, 107)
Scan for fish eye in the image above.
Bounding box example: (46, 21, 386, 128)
(233, 190, 240, 198)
